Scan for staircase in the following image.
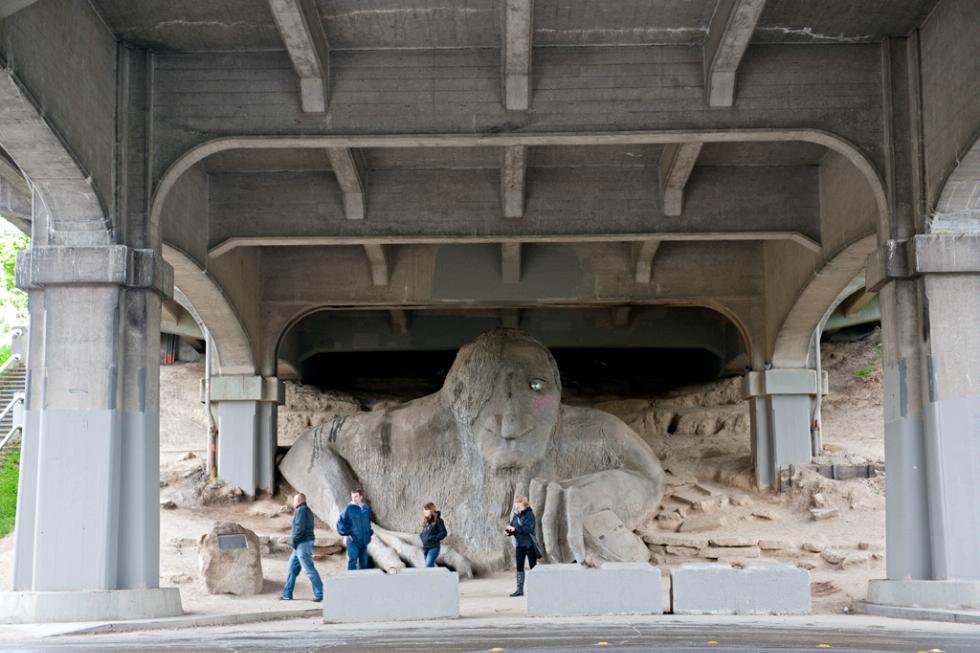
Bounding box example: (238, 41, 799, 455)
(0, 327, 27, 467)
(0, 363, 25, 435)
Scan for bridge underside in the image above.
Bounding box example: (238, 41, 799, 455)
(0, 0, 977, 623)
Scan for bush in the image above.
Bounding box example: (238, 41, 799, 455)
(0, 447, 18, 537)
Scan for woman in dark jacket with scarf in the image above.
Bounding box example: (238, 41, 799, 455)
(420, 502, 448, 567)
(505, 496, 539, 597)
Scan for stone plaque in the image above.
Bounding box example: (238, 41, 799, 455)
(217, 534, 248, 551)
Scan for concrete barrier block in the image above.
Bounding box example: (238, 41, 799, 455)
(526, 563, 663, 617)
(670, 563, 738, 614)
(323, 568, 459, 623)
(671, 562, 810, 615)
(736, 562, 810, 614)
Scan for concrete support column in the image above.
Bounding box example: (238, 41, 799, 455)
(2, 245, 183, 623)
(743, 369, 825, 488)
(208, 375, 285, 496)
(864, 235, 980, 610)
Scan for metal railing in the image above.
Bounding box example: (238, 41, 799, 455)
(0, 393, 24, 452)
(0, 326, 27, 455)
(0, 352, 20, 380)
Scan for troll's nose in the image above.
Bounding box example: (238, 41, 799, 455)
(498, 412, 529, 440)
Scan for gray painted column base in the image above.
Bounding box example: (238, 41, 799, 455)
(0, 588, 183, 624)
(866, 579, 980, 610)
(743, 371, 821, 487)
(854, 600, 980, 624)
(212, 377, 284, 496)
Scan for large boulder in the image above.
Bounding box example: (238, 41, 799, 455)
(198, 522, 263, 595)
(583, 510, 651, 563)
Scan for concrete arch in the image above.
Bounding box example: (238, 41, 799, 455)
(0, 68, 109, 245)
(930, 131, 980, 234)
(267, 298, 757, 382)
(149, 128, 888, 238)
(163, 244, 255, 375)
(770, 234, 878, 368)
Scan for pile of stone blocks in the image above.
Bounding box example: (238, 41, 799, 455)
(670, 562, 810, 614)
(526, 563, 663, 617)
(323, 568, 459, 623)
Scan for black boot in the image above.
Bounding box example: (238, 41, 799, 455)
(509, 571, 525, 597)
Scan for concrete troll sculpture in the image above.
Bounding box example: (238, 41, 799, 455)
(279, 329, 665, 575)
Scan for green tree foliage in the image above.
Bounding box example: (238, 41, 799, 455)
(0, 448, 18, 537)
(0, 228, 26, 534)
(0, 231, 27, 366)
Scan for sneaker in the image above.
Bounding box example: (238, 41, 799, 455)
(279, 596, 293, 601)
(313, 597, 323, 602)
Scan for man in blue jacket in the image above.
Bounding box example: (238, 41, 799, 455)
(280, 493, 323, 601)
(336, 488, 373, 570)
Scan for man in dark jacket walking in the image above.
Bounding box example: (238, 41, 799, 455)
(280, 493, 323, 601)
(336, 488, 373, 570)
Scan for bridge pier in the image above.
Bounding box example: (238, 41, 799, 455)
(209, 375, 284, 496)
(743, 369, 824, 488)
(865, 235, 980, 609)
(1, 245, 182, 623)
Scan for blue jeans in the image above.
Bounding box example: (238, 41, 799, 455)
(281, 540, 323, 600)
(424, 546, 440, 568)
(347, 539, 370, 570)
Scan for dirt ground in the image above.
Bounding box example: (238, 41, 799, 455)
(0, 330, 886, 615)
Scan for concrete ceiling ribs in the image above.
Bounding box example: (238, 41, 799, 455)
(268, 0, 330, 113)
(633, 240, 662, 284)
(150, 130, 888, 242)
(659, 143, 704, 216)
(502, 0, 534, 111)
(362, 243, 389, 286)
(704, 0, 768, 106)
(501, 145, 528, 219)
(326, 148, 367, 220)
(612, 306, 632, 327)
(388, 308, 408, 335)
(840, 289, 876, 317)
(501, 242, 522, 284)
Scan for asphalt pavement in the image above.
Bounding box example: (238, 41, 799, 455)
(0, 614, 976, 653)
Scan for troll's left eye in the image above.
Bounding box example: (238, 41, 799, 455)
(529, 379, 545, 392)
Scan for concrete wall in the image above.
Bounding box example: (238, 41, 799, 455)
(759, 149, 879, 363)
(209, 246, 263, 373)
(149, 44, 884, 180)
(920, 0, 980, 211)
(258, 240, 767, 371)
(258, 242, 768, 306)
(761, 240, 820, 361)
(208, 165, 819, 246)
(161, 164, 209, 267)
(818, 151, 879, 255)
(279, 306, 744, 369)
(0, 0, 117, 223)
